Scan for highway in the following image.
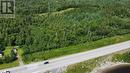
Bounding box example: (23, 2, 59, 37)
(0, 41, 130, 73)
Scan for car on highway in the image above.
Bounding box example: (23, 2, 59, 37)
(44, 61, 49, 64)
(6, 71, 10, 73)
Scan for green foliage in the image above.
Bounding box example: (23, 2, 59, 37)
(0, 60, 19, 70)
(112, 52, 130, 63)
(22, 34, 130, 63)
(66, 56, 108, 73)
(66, 59, 98, 73)
(0, 44, 5, 51)
(0, 49, 18, 64)
(0, 0, 130, 64)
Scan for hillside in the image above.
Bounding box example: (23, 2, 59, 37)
(0, 0, 130, 64)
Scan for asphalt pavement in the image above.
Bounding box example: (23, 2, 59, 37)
(0, 41, 130, 73)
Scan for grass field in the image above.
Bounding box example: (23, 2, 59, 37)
(0, 60, 19, 70)
(0, 46, 23, 70)
(23, 34, 130, 63)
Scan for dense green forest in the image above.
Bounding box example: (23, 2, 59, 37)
(0, 0, 130, 63)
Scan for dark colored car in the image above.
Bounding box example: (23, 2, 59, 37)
(44, 61, 49, 64)
(6, 71, 10, 73)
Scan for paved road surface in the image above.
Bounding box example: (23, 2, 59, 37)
(0, 41, 130, 73)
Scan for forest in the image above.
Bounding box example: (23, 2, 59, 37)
(0, 0, 130, 63)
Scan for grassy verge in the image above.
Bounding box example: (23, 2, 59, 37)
(65, 57, 108, 73)
(112, 50, 130, 63)
(0, 60, 19, 70)
(23, 34, 130, 63)
(66, 59, 99, 73)
(66, 49, 130, 73)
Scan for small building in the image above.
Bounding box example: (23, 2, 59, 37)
(0, 50, 3, 57)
